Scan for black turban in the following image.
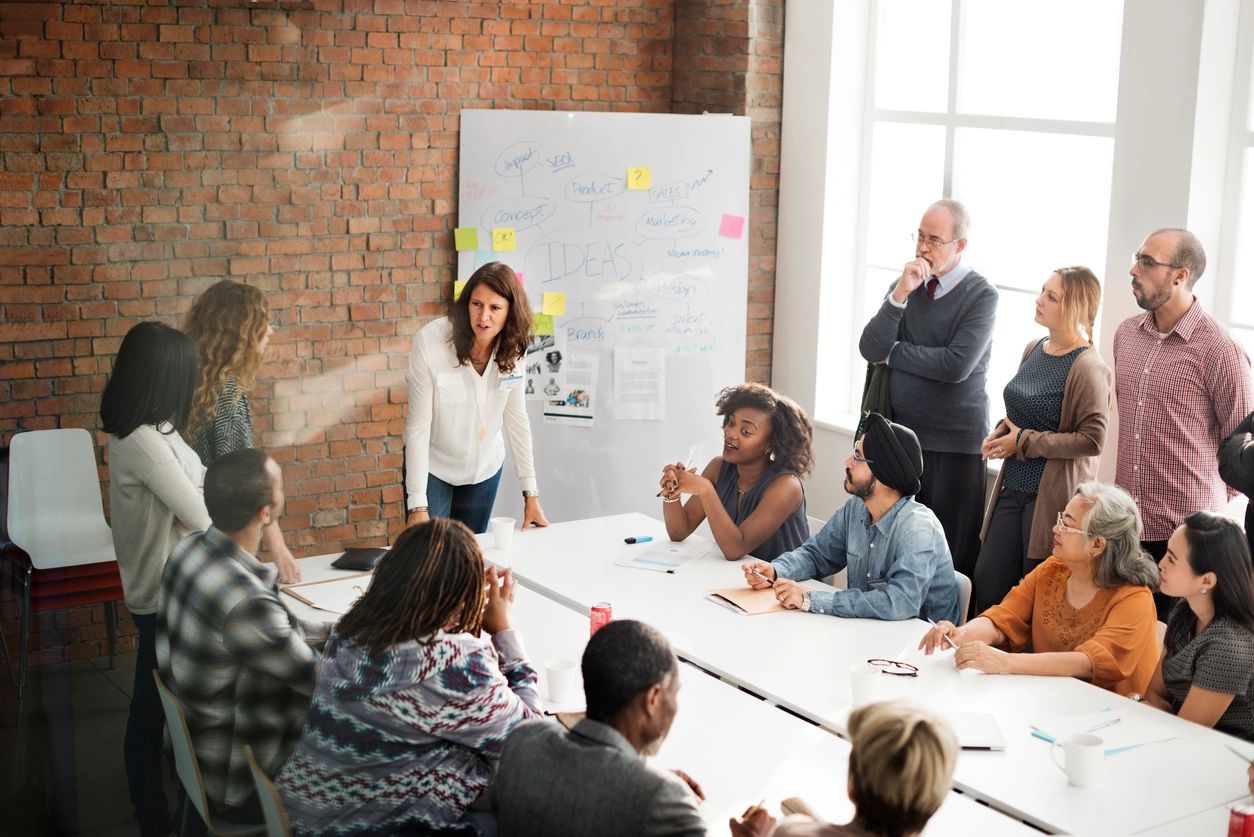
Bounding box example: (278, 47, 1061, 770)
(861, 412, 924, 497)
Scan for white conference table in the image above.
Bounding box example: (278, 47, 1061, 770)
(469, 512, 1252, 835)
(284, 552, 1035, 835)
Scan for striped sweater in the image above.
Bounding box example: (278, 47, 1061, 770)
(275, 628, 543, 836)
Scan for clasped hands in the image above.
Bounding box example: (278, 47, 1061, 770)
(980, 417, 1021, 461)
(917, 620, 1010, 674)
(658, 462, 707, 502)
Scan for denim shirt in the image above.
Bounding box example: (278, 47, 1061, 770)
(771, 495, 959, 622)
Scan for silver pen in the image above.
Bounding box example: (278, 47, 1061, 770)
(1085, 717, 1122, 733)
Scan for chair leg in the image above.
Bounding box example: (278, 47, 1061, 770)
(105, 600, 117, 669)
(17, 563, 31, 716)
(0, 604, 12, 690)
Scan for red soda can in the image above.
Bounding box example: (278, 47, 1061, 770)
(590, 602, 612, 636)
(1229, 802, 1254, 837)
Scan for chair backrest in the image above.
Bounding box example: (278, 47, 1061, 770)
(8, 428, 115, 569)
(806, 516, 825, 539)
(244, 745, 292, 837)
(807, 516, 848, 588)
(954, 571, 973, 627)
(154, 671, 215, 825)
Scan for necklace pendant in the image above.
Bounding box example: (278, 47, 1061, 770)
(478, 424, 487, 441)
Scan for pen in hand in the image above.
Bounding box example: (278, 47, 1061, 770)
(748, 567, 774, 587)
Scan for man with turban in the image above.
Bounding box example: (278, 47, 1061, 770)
(743, 413, 960, 622)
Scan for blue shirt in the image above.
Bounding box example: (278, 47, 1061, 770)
(771, 495, 959, 622)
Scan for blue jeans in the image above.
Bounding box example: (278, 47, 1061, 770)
(426, 469, 503, 534)
(125, 612, 171, 836)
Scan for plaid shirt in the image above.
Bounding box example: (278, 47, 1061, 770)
(1113, 301, 1252, 540)
(156, 527, 329, 810)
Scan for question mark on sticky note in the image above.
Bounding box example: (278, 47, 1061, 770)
(627, 167, 650, 190)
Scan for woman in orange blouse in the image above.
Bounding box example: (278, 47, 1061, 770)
(920, 482, 1159, 695)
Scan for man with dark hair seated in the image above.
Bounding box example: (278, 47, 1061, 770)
(493, 619, 707, 836)
(157, 448, 329, 830)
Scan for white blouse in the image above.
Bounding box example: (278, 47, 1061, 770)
(403, 317, 538, 510)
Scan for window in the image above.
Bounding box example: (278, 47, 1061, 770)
(1218, 6, 1254, 363)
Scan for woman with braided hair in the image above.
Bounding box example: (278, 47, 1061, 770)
(277, 518, 543, 835)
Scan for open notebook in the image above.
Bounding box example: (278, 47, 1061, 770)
(706, 586, 787, 616)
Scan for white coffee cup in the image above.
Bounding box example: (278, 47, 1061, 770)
(545, 659, 579, 705)
(491, 517, 516, 549)
(1051, 733, 1105, 788)
(849, 662, 880, 707)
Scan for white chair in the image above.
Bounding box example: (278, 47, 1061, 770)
(807, 515, 846, 589)
(244, 745, 292, 837)
(954, 571, 973, 626)
(3, 428, 123, 713)
(154, 672, 265, 837)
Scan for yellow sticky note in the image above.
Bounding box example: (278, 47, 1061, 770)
(542, 291, 567, 316)
(454, 280, 467, 301)
(453, 227, 478, 251)
(492, 227, 517, 251)
(627, 167, 651, 190)
(532, 313, 554, 336)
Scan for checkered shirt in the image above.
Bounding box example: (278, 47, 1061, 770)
(1113, 301, 1253, 540)
(156, 527, 329, 810)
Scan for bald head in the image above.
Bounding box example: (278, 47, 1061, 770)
(1149, 228, 1206, 287)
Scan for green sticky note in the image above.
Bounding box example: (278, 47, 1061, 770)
(532, 313, 554, 336)
(542, 291, 567, 316)
(454, 280, 467, 300)
(454, 227, 478, 251)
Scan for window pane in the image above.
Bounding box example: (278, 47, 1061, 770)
(1229, 149, 1254, 323)
(1233, 328, 1254, 366)
(952, 128, 1113, 294)
(985, 287, 1042, 421)
(873, 0, 951, 113)
(865, 122, 946, 269)
(958, 0, 1123, 123)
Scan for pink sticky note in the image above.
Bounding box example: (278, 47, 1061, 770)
(515, 272, 524, 285)
(719, 213, 745, 239)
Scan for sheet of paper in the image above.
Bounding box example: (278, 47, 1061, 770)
(944, 713, 1007, 751)
(627, 166, 651, 189)
(453, 227, 478, 251)
(705, 586, 787, 616)
(718, 213, 745, 239)
(543, 351, 597, 427)
(613, 347, 665, 421)
(492, 226, 517, 251)
(1031, 709, 1180, 755)
(615, 539, 710, 573)
(524, 334, 565, 402)
(281, 573, 372, 615)
(542, 291, 566, 316)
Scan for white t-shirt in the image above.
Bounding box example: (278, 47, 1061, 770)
(403, 318, 538, 510)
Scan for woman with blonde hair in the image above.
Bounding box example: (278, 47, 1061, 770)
(732, 700, 958, 837)
(973, 266, 1112, 613)
(184, 280, 299, 582)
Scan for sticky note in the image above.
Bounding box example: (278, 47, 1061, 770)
(454, 227, 478, 251)
(719, 214, 745, 239)
(474, 249, 494, 268)
(627, 167, 651, 190)
(542, 291, 567, 316)
(492, 227, 517, 251)
(532, 313, 554, 336)
(514, 272, 524, 285)
(454, 280, 467, 301)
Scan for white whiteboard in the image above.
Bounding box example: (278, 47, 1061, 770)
(457, 110, 751, 523)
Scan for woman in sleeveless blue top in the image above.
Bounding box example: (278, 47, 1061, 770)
(658, 383, 813, 561)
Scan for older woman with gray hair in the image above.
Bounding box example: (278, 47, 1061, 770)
(920, 482, 1159, 695)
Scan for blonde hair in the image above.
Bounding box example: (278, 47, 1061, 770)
(1053, 266, 1102, 345)
(184, 280, 270, 435)
(847, 701, 958, 837)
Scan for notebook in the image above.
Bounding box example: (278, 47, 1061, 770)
(943, 713, 1007, 751)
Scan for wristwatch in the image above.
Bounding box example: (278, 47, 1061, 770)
(800, 592, 813, 612)
(522, 490, 540, 499)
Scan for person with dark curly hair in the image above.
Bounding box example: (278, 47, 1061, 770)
(658, 382, 814, 561)
(404, 262, 549, 533)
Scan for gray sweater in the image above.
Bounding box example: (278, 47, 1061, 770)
(858, 270, 997, 454)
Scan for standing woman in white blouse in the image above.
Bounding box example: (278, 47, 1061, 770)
(404, 262, 549, 533)
(100, 321, 212, 837)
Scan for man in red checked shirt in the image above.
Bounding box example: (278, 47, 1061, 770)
(1114, 228, 1253, 621)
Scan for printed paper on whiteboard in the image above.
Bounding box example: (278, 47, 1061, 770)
(613, 348, 665, 421)
(543, 351, 597, 427)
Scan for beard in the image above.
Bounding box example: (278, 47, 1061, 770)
(844, 469, 877, 499)
(641, 730, 668, 757)
(1132, 281, 1172, 311)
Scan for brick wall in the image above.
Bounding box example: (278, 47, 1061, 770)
(0, 0, 783, 671)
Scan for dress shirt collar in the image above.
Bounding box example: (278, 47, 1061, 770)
(571, 718, 640, 758)
(1135, 296, 1205, 341)
(859, 493, 912, 534)
(202, 525, 277, 588)
(932, 260, 973, 291)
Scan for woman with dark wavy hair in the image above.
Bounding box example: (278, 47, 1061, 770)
(404, 262, 549, 533)
(1149, 511, 1254, 740)
(659, 382, 814, 561)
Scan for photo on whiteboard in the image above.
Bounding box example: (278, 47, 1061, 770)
(543, 351, 598, 428)
(525, 332, 567, 402)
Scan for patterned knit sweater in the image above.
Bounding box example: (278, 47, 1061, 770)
(275, 628, 543, 836)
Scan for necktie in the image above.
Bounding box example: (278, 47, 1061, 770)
(926, 276, 939, 300)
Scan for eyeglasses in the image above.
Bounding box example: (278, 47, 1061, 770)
(851, 449, 873, 464)
(1132, 252, 1183, 271)
(911, 231, 959, 249)
(867, 658, 919, 677)
(1054, 512, 1086, 536)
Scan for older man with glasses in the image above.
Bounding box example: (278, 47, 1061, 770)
(858, 199, 999, 589)
(1114, 228, 1252, 621)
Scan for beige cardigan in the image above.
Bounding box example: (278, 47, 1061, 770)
(980, 339, 1113, 561)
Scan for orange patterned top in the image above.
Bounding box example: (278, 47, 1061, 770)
(980, 557, 1159, 695)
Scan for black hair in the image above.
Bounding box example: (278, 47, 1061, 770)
(204, 448, 276, 532)
(99, 322, 198, 439)
(1170, 512, 1254, 652)
(582, 620, 677, 723)
(715, 382, 815, 478)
